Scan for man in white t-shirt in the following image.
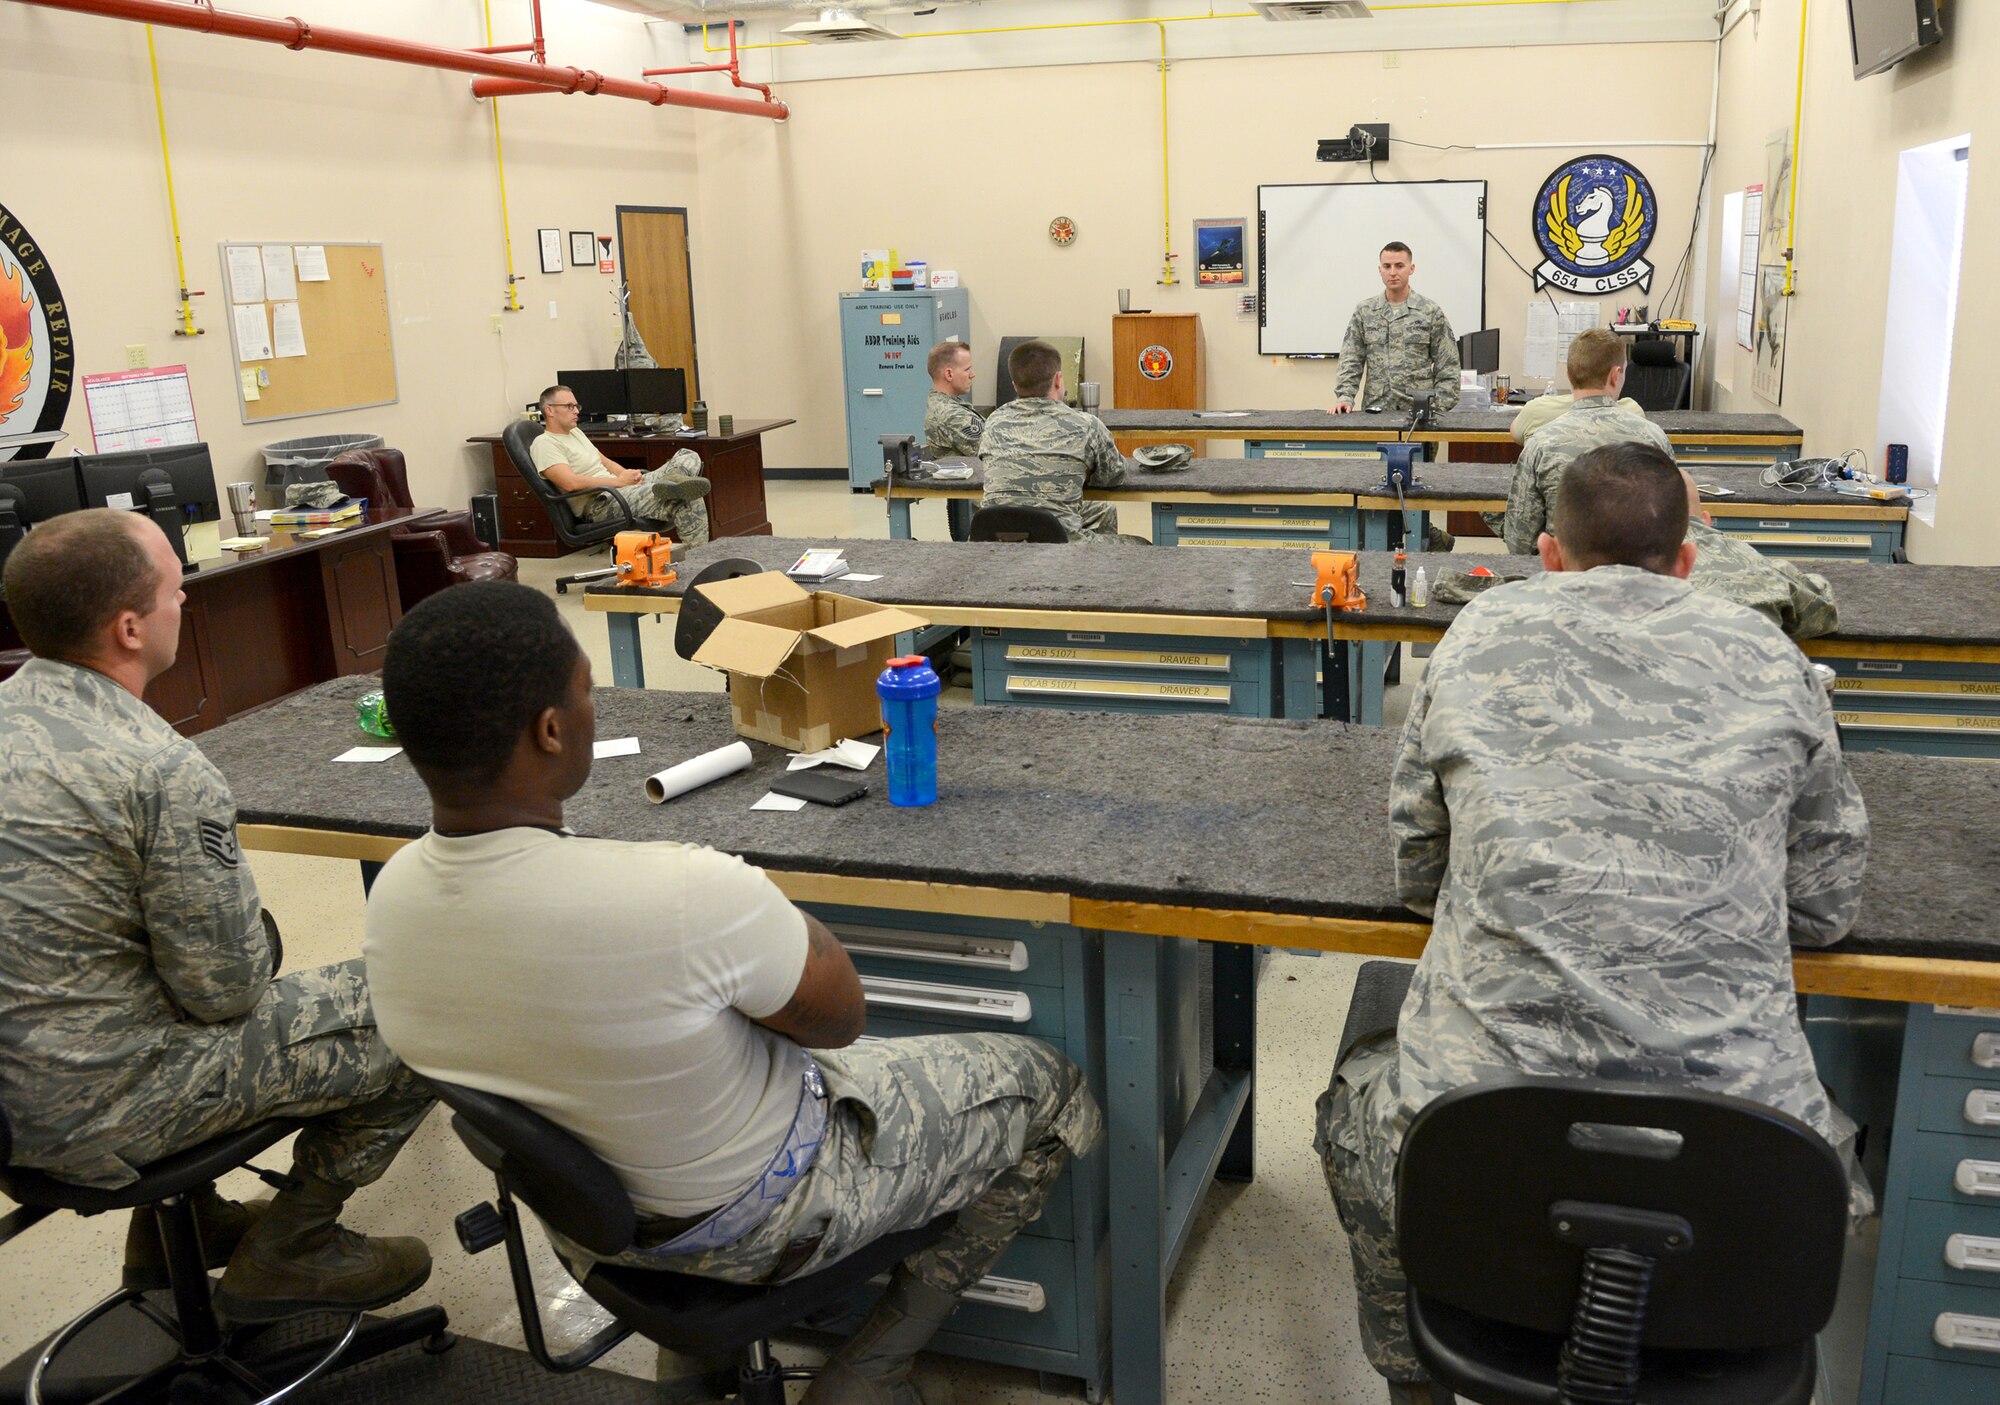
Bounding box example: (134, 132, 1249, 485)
(365, 583, 1100, 1405)
(531, 384, 711, 547)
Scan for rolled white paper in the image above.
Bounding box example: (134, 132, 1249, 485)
(644, 741, 752, 804)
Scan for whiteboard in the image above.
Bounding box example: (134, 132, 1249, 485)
(1259, 181, 1487, 357)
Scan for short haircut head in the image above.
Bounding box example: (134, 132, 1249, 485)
(0, 509, 161, 659)
(1566, 328, 1627, 390)
(383, 582, 583, 785)
(1550, 442, 1690, 574)
(1381, 242, 1412, 259)
(1009, 340, 1063, 398)
(538, 385, 571, 411)
(927, 341, 970, 378)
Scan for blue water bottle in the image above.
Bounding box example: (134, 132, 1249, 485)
(877, 656, 940, 807)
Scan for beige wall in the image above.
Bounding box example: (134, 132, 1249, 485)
(1704, 2, 1998, 563)
(2, 0, 700, 508)
(690, 40, 1717, 471)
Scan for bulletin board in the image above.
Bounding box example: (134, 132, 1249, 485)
(219, 241, 399, 423)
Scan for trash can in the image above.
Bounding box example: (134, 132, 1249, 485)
(259, 433, 383, 490)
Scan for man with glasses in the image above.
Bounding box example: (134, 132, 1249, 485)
(532, 384, 711, 547)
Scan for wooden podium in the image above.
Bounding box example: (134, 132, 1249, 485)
(1111, 313, 1205, 458)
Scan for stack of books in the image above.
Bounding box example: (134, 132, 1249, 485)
(270, 497, 365, 528)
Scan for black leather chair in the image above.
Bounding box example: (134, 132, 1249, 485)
(500, 418, 674, 556)
(1623, 339, 1692, 413)
(969, 506, 1067, 543)
(327, 447, 518, 609)
(0, 1106, 450, 1404)
(432, 1079, 953, 1405)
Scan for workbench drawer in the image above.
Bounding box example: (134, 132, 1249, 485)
(1923, 1007, 2000, 1081)
(1887, 1276, 2000, 1367)
(973, 628, 1277, 717)
(1917, 1077, 2000, 1141)
(1899, 1200, 2000, 1290)
(1883, 1352, 2000, 1404)
(1903, 1132, 2000, 1206)
(1243, 441, 1381, 461)
(828, 917, 1070, 994)
(814, 1232, 1087, 1356)
(856, 976, 1064, 1043)
(1710, 516, 1899, 564)
(1153, 502, 1358, 551)
(1673, 442, 1798, 465)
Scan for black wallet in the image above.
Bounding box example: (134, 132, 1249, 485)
(770, 771, 870, 807)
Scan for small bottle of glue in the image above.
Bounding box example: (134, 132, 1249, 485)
(1391, 549, 1408, 607)
(1411, 565, 1429, 608)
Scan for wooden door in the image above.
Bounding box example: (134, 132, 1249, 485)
(617, 207, 700, 402)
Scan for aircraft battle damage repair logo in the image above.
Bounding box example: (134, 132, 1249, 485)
(1139, 345, 1174, 380)
(1532, 154, 1659, 295)
(0, 202, 73, 463)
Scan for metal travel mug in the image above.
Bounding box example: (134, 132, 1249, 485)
(1117, 288, 1131, 313)
(1079, 382, 1102, 415)
(226, 482, 257, 535)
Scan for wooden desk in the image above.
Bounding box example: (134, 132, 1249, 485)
(469, 418, 794, 556)
(0, 512, 412, 736)
(199, 683, 2000, 1405)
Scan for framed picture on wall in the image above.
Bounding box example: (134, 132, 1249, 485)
(1194, 218, 1247, 287)
(570, 231, 596, 267)
(538, 228, 563, 275)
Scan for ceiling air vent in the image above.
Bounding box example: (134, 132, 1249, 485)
(1249, 1, 1374, 19)
(781, 8, 901, 42)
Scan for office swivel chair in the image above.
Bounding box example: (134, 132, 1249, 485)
(969, 506, 1067, 543)
(327, 447, 518, 608)
(1333, 961, 1852, 1405)
(431, 1079, 953, 1405)
(499, 419, 680, 556)
(1623, 339, 1692, 413)
(0, 1103, 450, 1404)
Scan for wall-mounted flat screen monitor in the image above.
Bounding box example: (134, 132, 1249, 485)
(1847, 0, 1944, 78)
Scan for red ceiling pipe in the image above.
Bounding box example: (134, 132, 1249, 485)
(15, 0, 789, 119)
(642, 19, 771, 105)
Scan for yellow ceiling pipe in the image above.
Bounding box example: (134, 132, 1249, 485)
(1783, 0, 1807, 296)
(485, 0, 525, 312)
(143, 25, 201, 337)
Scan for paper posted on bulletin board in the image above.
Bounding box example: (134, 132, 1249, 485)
(219, 241, 397, 423)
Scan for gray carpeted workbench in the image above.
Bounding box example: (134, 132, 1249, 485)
(1094, 408, 1802, 438)
(202, 678, 2000, 963)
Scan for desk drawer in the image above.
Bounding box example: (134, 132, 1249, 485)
(1153, 502, 1358, 550)
(1711, 517, 1899, 563)
(1888, 1276, 2000, 1366)
(974, 628, 1277, 717)
(492, 472, 540, 505)
(1924, 1007, 2000, 1081)
(1244, 441, 1378, 460)
(1918, 1078, 2000, 1141)
(857, 975, 1058, 1038)
(832, 920, 1067, 993)
(1883, 1353, 2000, 1404)
(1900, 1200, 2000, 1289)
(1904, 1132, 2000, 1206)
(1673, 443, 1797, 464)
(498, 501, 554, 542)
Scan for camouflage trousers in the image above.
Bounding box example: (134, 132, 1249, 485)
(1074, 503, 1150, 546)
(584, 451, 711, 548)
(99, 959, 434, 1193)
(1315, 1033, 1427, 1384)
(601, 1034, 1101, 1297)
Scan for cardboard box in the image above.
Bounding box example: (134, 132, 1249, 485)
(690, 572, 930, 752)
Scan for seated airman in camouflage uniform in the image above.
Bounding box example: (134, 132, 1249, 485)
(923, 340, 984, 461)
(1330, 241, 1461, 415)
(977, 339, 1138, 544)
(1496, 329, 1674, 554)
(1681, 465, 1839, 638)
(364, 584, 1101, 1405)
(1317, 443, 1871, 1405)
(531, 383, 711, 548)
(0, 511, 434, 1322)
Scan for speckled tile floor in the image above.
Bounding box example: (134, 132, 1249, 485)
(0, 478, 1477, 1403)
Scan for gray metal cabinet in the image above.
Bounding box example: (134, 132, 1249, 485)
(839, 289, 970, 491)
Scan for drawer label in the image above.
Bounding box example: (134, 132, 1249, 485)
(1261, 450, 1377, 460)
(1173, 515, 1332, 531)
(1835, 711, 2000, 732)
(1006, 675, 1232, 704)
(1734, 532, 1875, 547)
(1176, 536, 1327, 550)
(1834, 679, 2000, 697)
(1006, 645, 1231, 671)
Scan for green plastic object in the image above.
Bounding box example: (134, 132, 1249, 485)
(356, 689, 395, 739)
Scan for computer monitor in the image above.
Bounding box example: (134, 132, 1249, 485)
(75, 444, 222, 523)
(0, 457, 86, 526)
(625, 367, 688, 417)
(557, 370, 630, 420)
(1458, 328, 1500, 375)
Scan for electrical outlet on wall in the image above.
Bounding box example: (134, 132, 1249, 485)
(490, 314, 504, 335)
(125, 344, 148, 369)
(1382, 51, 1401, 69)
(548, 301, 559, 320)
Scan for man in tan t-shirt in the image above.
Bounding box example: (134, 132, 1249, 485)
(531, 384, 710, 546)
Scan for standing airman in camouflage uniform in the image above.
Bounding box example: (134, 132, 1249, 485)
(1332, 242, 1461, 414)
(978, 339, 1136, 543)
(1496, 329, 1672, 553)
(924, 341, 984, 460)
(1316, 444, 1871, 1403)
(1681, 467, 1839, 638)
(0, 510, 433, 1321)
